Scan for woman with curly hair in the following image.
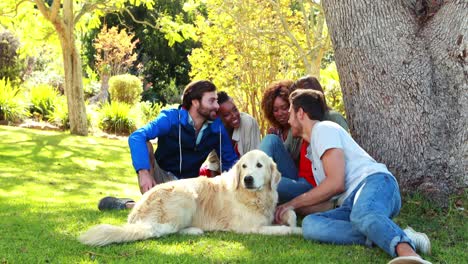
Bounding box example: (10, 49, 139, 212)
(260, 80, 311, 205)
(260, 78, 349, 213)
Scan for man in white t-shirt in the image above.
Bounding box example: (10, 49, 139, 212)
(275, 89, 432, 264)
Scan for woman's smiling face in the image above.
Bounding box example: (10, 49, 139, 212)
(218, 99, 241, 129)
(272, 97, 290, 127)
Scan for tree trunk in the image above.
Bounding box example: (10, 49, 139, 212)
(322, 0, 467, 207)
(59, 0, 88, 135)
(35, 0, 88, 135)
(89, 74, 110, 105)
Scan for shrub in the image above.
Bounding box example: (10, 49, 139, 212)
(98, 101, 137, 135)
(0, 78, 29, 123)
(83, 66, 101, 99)
(0, 30, 23, 84)
(137, 101, 163, 125)
(48, 96, 69, 129)
(108, 74, 142, 105)
(29, 84, 60, 121)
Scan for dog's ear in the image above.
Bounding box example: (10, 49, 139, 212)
(230, 160, 241, 190)
(269, 158, 281, 190)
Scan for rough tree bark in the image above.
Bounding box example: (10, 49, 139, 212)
(322, 0, 467, 207)
(35, 0, 88, 135)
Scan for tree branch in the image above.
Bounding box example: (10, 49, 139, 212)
(33, 0, 51, 20)
(49, 0, 61, 22)
(122, 8, 159, 29)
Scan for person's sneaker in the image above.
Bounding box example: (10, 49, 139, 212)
(98, 196, 134, 211)
(388, 256, 432, 264)
(404, 226, 431, 255)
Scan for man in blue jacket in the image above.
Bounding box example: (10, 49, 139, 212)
(99, 80, 238, 210)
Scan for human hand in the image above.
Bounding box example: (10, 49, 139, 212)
(274, 203, 294, 224)
(138, 170, 156, 194)
(267, 127, 280, 135)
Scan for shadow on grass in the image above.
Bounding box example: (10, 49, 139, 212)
(0, 126, 134, 195)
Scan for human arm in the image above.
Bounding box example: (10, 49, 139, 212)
(137, 169, 156, 194)
(128, 110, 172, 189)
(239, 113, 261, 153)
(217, 124, 238, 172)
(275, 148, 345, 223)
(267, 127, 281, 135)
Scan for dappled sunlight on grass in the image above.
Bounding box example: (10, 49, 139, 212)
(0, 126, 466, 263)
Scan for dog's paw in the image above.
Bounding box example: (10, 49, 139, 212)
(178, 227, 204, 235)
(290, 227, 302, 235)
(280, 209, 297, 227)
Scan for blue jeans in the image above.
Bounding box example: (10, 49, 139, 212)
(259, 134, 313, 204)
(302, 173, 415, 257)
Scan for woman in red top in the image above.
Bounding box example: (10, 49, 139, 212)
(259, 77, 348, 214)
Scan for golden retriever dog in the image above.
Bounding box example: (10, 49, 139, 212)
(79, 150, 301, 246)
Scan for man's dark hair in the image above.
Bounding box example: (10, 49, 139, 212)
(217, 91, 231, 105)
(290, 75, 330, 110)
(289, 89, 326, 121)
(181, 80, 217, 110)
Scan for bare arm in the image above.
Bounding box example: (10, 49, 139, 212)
(275, 148, 345, 222)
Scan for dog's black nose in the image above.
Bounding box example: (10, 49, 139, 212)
(244, 176, 254, 185)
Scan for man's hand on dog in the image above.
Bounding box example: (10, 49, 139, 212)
(275, 203, 295, 224)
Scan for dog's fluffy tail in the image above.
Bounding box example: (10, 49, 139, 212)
(78, 223, 159, 246)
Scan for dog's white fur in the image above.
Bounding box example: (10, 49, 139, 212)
(79, 150, 301, 246)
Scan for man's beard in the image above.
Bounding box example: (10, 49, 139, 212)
(198, 106, 217, 121)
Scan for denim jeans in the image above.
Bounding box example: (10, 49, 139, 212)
(302, 173, 415, 257)
(259, 134, 313, 204)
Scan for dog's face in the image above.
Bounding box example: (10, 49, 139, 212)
(233, 150, 281, 191)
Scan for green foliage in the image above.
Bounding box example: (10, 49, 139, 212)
(98, 101, 137, 135)
(320, 62, 345, 115)
(93, 25, 139, 76)
(82, 2, 197, 105)
(187, 0, 333, 133)
(83, 65, 100, 99)
(0, 126, 466, 263)
(108, 74, 142, 105)
(0, 78, 29, 122)
(29, 84, 60, 121)
(137, 100, 163, 125)
(0, 30, 24, 84)
(48, 96, 69, 129)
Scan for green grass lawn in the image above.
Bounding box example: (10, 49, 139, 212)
(0, 125, 466, 263)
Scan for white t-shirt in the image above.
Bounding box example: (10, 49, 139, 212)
(306, 121, 391, 205)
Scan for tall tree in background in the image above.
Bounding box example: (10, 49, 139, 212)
(82, 3, 196, 105)
(189, 0, 333, 132)
(1, 0, 184, 135)
(322, 0, 467, 206)
(268, 0, 331, 77)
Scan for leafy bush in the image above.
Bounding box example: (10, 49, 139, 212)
(0, 78, 29, 123)
(137, 101, 163, 125)
(108, 74, 142, 105)
(0, 30, 23, 84)
(29, 84, 60, 121)
(98, 101, 137, 135)
(48, 96, 69, 129)
(83, 66, 101, 99)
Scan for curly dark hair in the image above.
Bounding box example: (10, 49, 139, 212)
(261, 80, 294, 129)
(217, 91, 230, 105)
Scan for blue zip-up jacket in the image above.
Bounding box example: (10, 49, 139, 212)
(128, 107, 238, 179)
